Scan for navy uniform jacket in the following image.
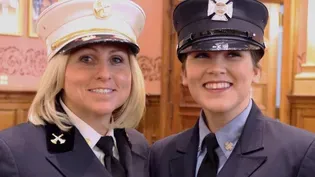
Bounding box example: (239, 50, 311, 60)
(0, 122, 149, 177)
(149, 102, 315, 177)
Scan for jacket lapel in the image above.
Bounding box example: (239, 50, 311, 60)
(115, 129, 133, 177)
(218, 101, 267, 177)
(43, 100, 111, 177)
(45, 124, 111, 177)
(170, 123, 199, 177)
(115, 128, 149, 177)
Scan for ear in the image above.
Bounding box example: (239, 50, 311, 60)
(181, 69, 188, 86)
(252, 65, 261, 84)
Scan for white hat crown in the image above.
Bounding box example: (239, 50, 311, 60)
(36, 0, 146, 60)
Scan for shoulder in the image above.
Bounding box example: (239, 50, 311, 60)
(0, 123, 45, 177)
(0, 122, 43, 141)
(151, 128, 194, 154)
(125, 128, 150, 156)
(0, 123, 45, 152)
(125, 128, 149, 147)
(258, 116, 315, 155)
(148, 128, 194, 176)
(259, 118, 315, 175)
(261, 116, 315, 142)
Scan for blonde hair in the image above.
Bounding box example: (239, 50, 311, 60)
(111, 54, 146, 128)
(28, 52, 146, 131)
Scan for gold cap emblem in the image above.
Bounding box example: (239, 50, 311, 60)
(94, 0, 112, 18)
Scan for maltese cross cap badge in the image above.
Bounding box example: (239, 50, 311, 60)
(207, 0, 233, 21)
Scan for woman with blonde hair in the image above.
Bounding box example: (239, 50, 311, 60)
(0, 0, 149, 176)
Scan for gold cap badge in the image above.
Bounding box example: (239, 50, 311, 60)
(94, 0, 112, 18)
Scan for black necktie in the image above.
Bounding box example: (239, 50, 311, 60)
(96, 136, 126, 177)
(197, 133, 219, 177)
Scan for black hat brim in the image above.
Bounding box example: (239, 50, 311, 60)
(178, 36, 264, 62)
(179, 36, 262, 53)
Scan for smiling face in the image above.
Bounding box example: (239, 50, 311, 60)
(62, 43, 132, 120)
(182, 50, 260, 119)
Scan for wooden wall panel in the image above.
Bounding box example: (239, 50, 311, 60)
(302, 117, 315, 133)
(0, 110, 16, 130)
(137, 95, 160, 144)
(0, 91, 35, 131)
(289, 95, 315, 133)
(280, 0, 299, 124)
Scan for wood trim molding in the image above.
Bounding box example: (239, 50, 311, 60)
(0, 91, 35, 102)
(290, 1, 315, 97)
(279, 0, 299, 124)
(288, 95, 315, 105)
(159, 0, 173, 138)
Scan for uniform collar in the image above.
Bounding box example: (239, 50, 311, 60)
(59, 98, 117, 150)
(198, 99, 252, 158)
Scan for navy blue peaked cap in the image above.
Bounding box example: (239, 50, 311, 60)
(173, 0, 269, 62)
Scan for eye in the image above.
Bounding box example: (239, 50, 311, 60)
(194, 52, 209, 59)
(227, 51, 241, 58)
(79, 55, 93, 63)
(110, 56, 124, 64)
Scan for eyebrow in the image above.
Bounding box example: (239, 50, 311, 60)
(108, 49, 126, 54)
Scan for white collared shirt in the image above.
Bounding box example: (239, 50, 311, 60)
(60, 98, 119, 165)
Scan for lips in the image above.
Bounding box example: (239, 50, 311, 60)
(203, 82, 232, 89)
(88, 88, 116, 94)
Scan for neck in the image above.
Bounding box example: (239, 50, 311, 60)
(61, 97, 112, 136)
(79, 114, 111, 135)
(203, 98, 250, 133)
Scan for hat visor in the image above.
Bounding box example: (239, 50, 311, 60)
(59, 34, 139, 55)
(179, 38, 262, 54)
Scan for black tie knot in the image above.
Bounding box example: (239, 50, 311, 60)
(96, 136, 114, 156)
(203, 133, 219, 152)
(95, 134, 126, 177)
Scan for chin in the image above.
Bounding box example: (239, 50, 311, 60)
(91, 107, 115, 116)
(202, 101, 236, 113)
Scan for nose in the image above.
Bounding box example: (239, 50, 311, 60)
(96, 62, 112, 81)
(206, 56, 226, 75)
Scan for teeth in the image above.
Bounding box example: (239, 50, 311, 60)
(204, 83, 231, 89)
(90, 89, 114, 94)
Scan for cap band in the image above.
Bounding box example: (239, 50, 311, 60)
(178, 28, 263, 52)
